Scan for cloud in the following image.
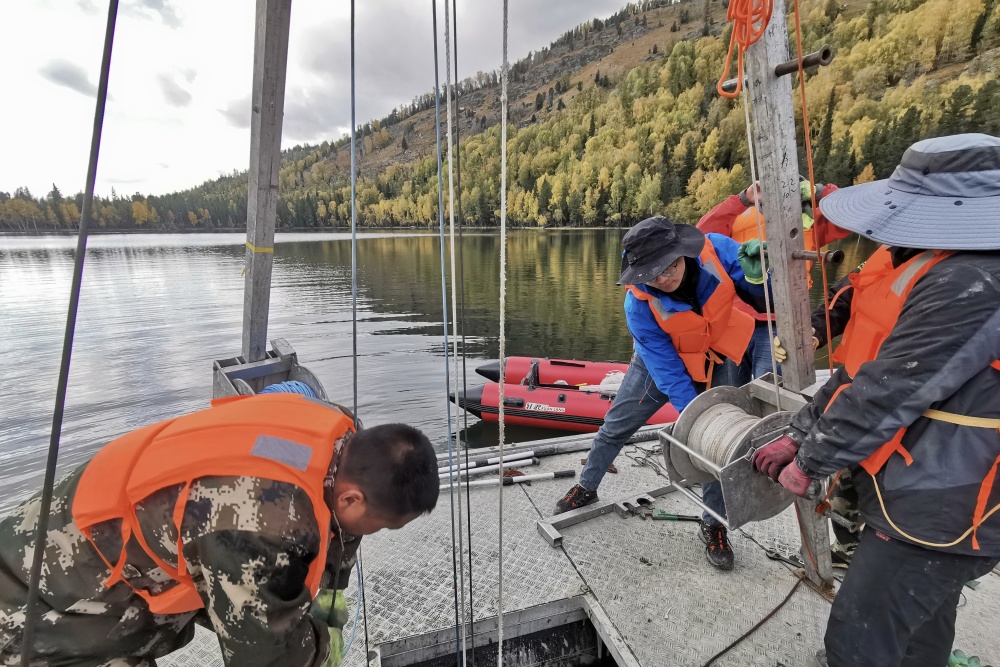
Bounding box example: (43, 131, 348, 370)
(125, 0, 182, 28)
(219, 94, 251, 129)
(76, 0, 99, 14)
(39, 60, 98, 97)
(156, 72, 193, 107)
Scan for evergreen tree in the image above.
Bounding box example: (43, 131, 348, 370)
(401, 136, 408, 151)
(938, 85, 974, 136)
(814, 90, 836, 180)
(970, 81, 1000, 135)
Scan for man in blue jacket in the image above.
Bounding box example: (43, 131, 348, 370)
(554, 216, 766, 570)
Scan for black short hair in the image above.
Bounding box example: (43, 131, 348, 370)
(340, 423, 439, 518)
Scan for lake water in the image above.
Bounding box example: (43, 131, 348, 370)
(0, 229, 873, 512)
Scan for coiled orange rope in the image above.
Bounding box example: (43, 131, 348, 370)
(717, 0, 774, 99)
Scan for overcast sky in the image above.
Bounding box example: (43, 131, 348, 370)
(2, 0, 629, 199)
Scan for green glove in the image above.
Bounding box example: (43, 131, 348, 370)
(799, 180, 815, 202)
(738, 239, 766, 285)
(949, 650, 987, 667)
(311, 589, 349, 667)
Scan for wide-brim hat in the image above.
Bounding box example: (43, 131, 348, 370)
(820, 133, 1000, 250)
(617, 216, 706, 285)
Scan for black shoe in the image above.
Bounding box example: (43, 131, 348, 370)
(700, 521, 735, 570)
(555, 484, 598, 514)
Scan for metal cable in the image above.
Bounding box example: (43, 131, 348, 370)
(430, 3, 464, 667)
(348, 4, 370, 660)
(740, 74, 782, 409)
(450, 0, 477, 657)
(496, 1, 509, 665)
(442, 5, 469, 664)
(20, 2, 119, 663)
(688, 404, 758, 473)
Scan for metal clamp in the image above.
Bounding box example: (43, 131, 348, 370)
(536, 486, 675, 547)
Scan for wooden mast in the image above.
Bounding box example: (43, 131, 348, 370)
(744, 0, 816, 394)
(242, 0, 292, 362)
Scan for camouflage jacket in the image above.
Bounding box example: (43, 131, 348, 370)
(0, 464, 360, 667)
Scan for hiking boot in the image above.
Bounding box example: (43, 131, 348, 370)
(700, 521, 735, 570)
(555, 484, 598, 514)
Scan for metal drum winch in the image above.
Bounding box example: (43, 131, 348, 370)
(659, 385, 797, 530)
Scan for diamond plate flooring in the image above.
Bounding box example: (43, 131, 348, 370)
(162, 440, 1000, 667)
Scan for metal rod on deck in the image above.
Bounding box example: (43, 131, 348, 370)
(671, 483, 730, 530)
(659, 432, 724, 476)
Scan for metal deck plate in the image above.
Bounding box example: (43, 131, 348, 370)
(161, 443, 1000, 667)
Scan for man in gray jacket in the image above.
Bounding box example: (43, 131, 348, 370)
(752, 134, 1000, 667)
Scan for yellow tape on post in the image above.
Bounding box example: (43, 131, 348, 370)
(246, 242, 274, 254)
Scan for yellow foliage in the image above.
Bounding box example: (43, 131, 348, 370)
(854, 164, 877, 184)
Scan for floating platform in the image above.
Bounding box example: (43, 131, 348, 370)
(162, 433, 1000, 667)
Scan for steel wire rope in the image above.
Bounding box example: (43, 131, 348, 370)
(496, 1, 510, 665)
(430, 3, 466, 667)
(348, 1, 373, 660)
(19, 2, 119, 664)
(450, 0, 478, 657)
(739, 81, 782, 410)
(443, 4, 470, 664)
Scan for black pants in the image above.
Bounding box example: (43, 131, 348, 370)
(826, 528, 998, 667)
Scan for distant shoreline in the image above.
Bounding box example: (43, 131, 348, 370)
(0, 224, 627, 237)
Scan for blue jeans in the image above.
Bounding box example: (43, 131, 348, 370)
(578, 354, 727, 526)
(714, 325, 778, 387)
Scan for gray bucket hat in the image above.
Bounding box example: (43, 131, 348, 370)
(820, 133, 1000, 250)
(617, 216, 705, 285)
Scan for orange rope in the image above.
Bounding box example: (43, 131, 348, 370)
(717, 0, 774, 99)
(791, 0, 835, 371)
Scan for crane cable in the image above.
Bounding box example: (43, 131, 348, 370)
(716, 0, 773, 99)
(430, 3, 467, 667)
(19, 2, 119, 664)
(443, 2, 470, 663)
(496, 1, 510, 665)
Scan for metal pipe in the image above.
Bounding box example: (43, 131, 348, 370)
(823, 508, 861, 533)
(670, 483, 730, 530)
(659, 431, 724, 476)
(792, 249, 844, 265)
(437, 450, 534, 474)
(438, 458, 539, 480)
(442, 470, 575, 490)
(720, 45, 834, 93)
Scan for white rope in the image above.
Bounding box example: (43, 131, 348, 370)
(688, 404, 759, 472)
(443, 5, 469, 664)
(497, 0, 509, 664)
(740, 71, 782, 410)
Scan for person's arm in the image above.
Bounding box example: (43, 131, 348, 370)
(811, 271, 855, 349)
(706, 233, 766, 298)
(186, 528, 332, 667)
(696, 194, 747, 237)
(625, 298, 699, 411)
(796, 260, 1000, 478)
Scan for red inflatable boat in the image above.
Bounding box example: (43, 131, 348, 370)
(451, 381, 679, 433)
(475, 357, 630, 386)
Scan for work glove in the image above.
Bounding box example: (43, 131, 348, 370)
(772, 328, 819, 364)
(752, 434, 800, 480)
(311, 588, 349, 667)
(777, 460, 820, 498)
(737, 239, 766, 285)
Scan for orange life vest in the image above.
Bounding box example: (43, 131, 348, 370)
(732, 207, 817, 292)
(627, 239, 754, 384)
(72, 393, 354, 614)
(823, 249, 1000, 549)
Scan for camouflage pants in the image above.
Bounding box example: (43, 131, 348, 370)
(829, 468, 863, 562)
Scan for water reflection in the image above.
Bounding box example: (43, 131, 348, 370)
(0, 229, 876, 511)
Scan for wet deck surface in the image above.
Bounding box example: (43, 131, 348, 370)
(163, 436, 1000, 667)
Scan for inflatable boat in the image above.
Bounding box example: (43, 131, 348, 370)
(451, 380, 678, 433)
(475, 356, 630, 386)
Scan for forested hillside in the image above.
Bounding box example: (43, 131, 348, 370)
(3, 0, 998, 232)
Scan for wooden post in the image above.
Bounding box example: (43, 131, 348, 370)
(745, 0, 832, 588)
(744, 0, 816, 393)
(242, 0, 292, 362)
